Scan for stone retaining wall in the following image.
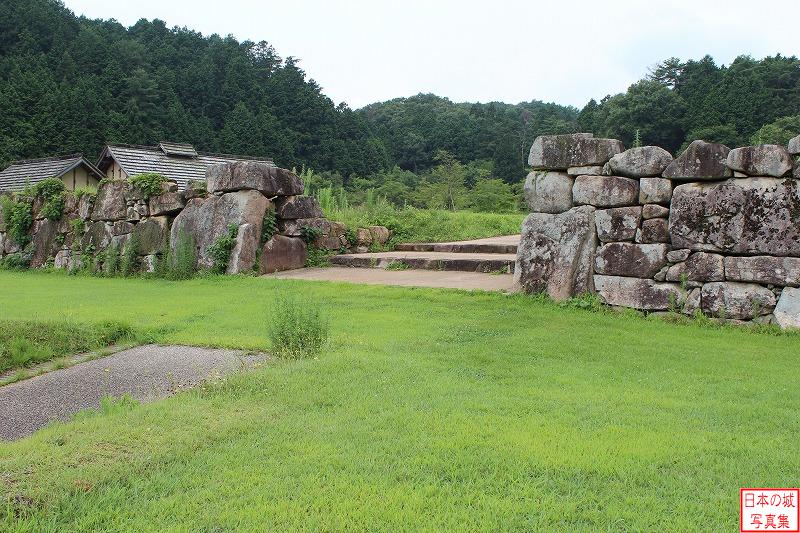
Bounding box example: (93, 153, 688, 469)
(0, 162, 384, 275)
(515, 133, 800, 329)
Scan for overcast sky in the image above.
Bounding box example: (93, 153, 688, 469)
(62, 0, 799, 110)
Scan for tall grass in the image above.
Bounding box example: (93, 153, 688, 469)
(267, 296, 329, 359)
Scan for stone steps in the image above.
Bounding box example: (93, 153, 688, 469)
(330, 250, 516, 274)
(394, 235, 520, 255)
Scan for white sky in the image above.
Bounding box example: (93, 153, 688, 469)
(62, 0, 799, 109)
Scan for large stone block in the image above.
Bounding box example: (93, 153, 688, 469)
(669, 178, 800, 257)
(131, 216, 169, 256)
(663, 140, 732, 180)
(594, 206, 640, 242)
(701, 282, 776, 319)
(91, 181, 128, 221)
(528, 134, 623, 170)
(666, 252, 725, 282)
(30, 219, 58, 267)
(567, 165, 603, 176)
(259, 235, 307, 274)
(607, 146, 673, 178)
(726, 145, 793, 177)
(275, 196, 324, 219)
(523, 171, 574, 213)
(639, 177, 673, 205)
(642, 204, 669, 219)
(594, 275, 684, 311)
(513, 206, 597, 300)
(636, 218, 669, 244)
(170, 190, 272, 271)
(148, 192, 185, 216)
(572, 175, 638, 207)
(206, 162, 303, 196)
(724, 256, 800, 287)
(774, 288, 800, 329)
(277, 217, 331, 238)
(82, 221, 112, 250)
(594, 242, 668, 278)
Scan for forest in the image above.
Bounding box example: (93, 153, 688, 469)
(1, 0, 799, 211)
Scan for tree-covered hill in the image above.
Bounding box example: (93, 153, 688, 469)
(0, 0, 390, 175)
(360, 94, 579, 183)
(578, 55, 800, 153)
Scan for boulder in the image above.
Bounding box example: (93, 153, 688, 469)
(639, 177, 673, 205)
(53, 249, 70, 270)
(111, 221, 134, 236)
(91, 181, 128, 221)
(368, 226, 391, 245)
(513, 206, 597, 300)
(275, 196, 324, 219)
(774, 288, 800, 329)
(528, 133, 623, 170)
(170, 190, 271, 271)
(607, 146, 673, 178)
(663, 140, 732, 180)
(227, 223, 260, 274)
(132, 216, 169, 256)
(789, 135, 800, 155)
(669, 178, 800, 256)
(523, 171, 574, 213)
(567, 165, 604, 176)
(594, 207, 641, 242)
(148, 191, 186, 216)
(666, 252, 724, 282)
(594, 242, 668, 278)
(724, 256, 800, 287)
(636, 218, 669, 244)
(277, 217, 331, 238)
(356, 228, 373, 246)
(206, 162, 303, 196)
(259, 235, 307, 274)
(642, 204, 669, 219)
(572, 175, 638, 207)
(594, 275, 684, 311)
(315, 233, 344, 251)
(726, 145, 793, 177)
(701, 282, 776, 319)
(81, 221, 113, 251)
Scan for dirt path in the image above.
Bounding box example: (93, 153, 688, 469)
(0, 345, 265, 441)
(269, 267, 516, 291)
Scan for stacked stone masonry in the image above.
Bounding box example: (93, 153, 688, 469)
(516, 132, 800, 329)
(0, 162, 388, 276)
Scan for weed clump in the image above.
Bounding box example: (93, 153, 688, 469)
(268, 296, 329, 359)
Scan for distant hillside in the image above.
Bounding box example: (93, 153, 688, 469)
(360, 94, 579, 182)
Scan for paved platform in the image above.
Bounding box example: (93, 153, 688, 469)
(330, 250, 516, 273)
(269, 267, 516, 291)
(0, 345, 265, 441)
(395, 235, 520, 254)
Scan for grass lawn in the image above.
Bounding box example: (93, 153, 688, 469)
(1, 270, 799, 530)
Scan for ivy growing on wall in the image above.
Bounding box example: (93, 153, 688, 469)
(129, 173, 167, 200)
(208, 224, 239, 274)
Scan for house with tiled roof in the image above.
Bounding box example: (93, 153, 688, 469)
(97, 142, 275, 190)
(0, 154, 105, 192)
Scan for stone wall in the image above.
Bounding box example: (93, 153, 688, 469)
(0, 162, 361, 275)
(515, 133, 800, 329)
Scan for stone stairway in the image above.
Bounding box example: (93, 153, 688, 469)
(330, 235, 520, 274)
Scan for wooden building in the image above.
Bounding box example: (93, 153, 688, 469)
(0, 154, 105, 192)
(97, 142, 275, 190)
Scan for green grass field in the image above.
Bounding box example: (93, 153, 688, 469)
(1, 270, 799, 531)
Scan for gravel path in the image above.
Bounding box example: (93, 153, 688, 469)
(0, 345, 265, 441)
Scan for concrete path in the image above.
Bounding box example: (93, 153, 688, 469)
(0, 345, 265, 441)
(269, 267, 516, 291)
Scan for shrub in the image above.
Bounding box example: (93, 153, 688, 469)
(1, 196, 33, 246)
(72, 186, 97, 200)
(299, 225, 322, 245)
(129, 172, 167, 199)
(70, 217, 86, 236)
(32, 177, 67, 220)
(268, 296, 329, 359)
(207, 224, 239, 274)
(261, 207, 277, 244)
(120, 234, 139, 277)
(0, 251, 32, 270)
(103, 244, 121, 276)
